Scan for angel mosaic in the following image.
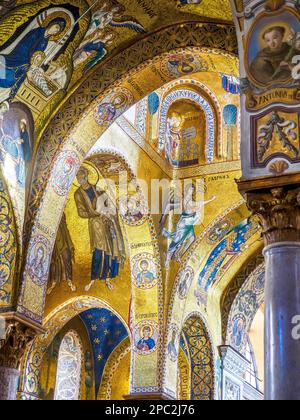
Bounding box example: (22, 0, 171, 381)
(73, 1, 145, 71)
(162, 183, 215, 267)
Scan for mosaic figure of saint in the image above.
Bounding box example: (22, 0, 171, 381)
(136, 260, 155, 285)
(73, 32, 114, 70)
(178, 270, 192, 299)
(120, 196, 144, 225)
(0, 102, 32, 186)
(232, 318, 245, 349)
(167, 330, 178, 361)
(47, 213, 76, 295)
(74, 167, 125, 291)
(30, 245, 48, 280)
(137, 326, 156, 352)
(97, 94, 126, 125)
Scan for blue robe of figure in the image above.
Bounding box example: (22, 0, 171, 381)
(17, 128, 31, 186)
(84, 41, 107, 72)
(19, 128, 31, 162)
(137, 338, 156, 351)
(0, 27, 49, 99)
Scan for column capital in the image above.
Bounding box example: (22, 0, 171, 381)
(0, 313, 44, 370)
(237, 179, 300, 246)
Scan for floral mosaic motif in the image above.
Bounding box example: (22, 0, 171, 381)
(54, 331, 82, 401)
(133, 320, 158, 356)
(0, 178, 16, 304)
(51, 150, 81, 197)
(131, 253, 159, 290)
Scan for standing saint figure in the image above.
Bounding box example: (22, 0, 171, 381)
(47, 213, 76, 294)
(17, 119, 31, 186)
(74, 167, 125, 291)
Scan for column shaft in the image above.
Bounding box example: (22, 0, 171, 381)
(0, 367, 20, 401)
(264, 243, 300, 400)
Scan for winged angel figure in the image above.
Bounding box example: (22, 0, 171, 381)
(73, 1, 145, 70)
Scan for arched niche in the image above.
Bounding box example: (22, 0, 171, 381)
(164, 99, 206, 167)
(158, 88, 216, 166)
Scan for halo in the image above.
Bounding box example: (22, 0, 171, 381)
(33, 243, 46, 259)
(140, 324, 154, 337)
(138, 259, 150, 271)
(111, 93, 127, 109)
(40, 12, 72, 42)
(72, 161, 100, 188)
(258, 21, 291, 48)
(31, 51, 46, 64)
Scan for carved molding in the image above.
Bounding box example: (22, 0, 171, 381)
(242, 186, 300, 245)
(219, 346, 250, 378)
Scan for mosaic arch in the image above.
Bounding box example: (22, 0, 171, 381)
(18, 296, 130, 400)
(25, 21, 238, 246)
(20, 148, 164, 396)
(159, 78, 223, 158)
(98, 337, 131, 400)
(226, 263, 265, 356)
(18, 44, 239, 322)
(158, 89, 216, 163)
(221, 250, 264, 342)
(162, 200, 263, 397)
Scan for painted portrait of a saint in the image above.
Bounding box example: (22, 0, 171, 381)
(247, 10, 300, 86)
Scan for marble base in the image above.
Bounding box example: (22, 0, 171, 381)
(0, 366, 20, 401)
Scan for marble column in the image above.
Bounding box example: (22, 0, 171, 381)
(0, 367, 20, 401)
(0, 320, 35, 401)
(244, 185, 300, 401)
